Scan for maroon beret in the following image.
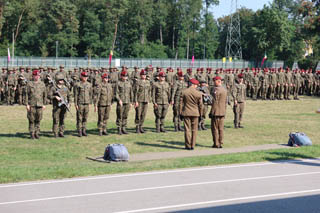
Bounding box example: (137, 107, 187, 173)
(190, 78, 199, 85)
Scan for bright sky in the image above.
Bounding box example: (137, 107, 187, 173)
(211, 0, 272, 18)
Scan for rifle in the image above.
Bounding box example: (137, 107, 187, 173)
(198, 86, 213, 105)
(50, 78, 73, 116)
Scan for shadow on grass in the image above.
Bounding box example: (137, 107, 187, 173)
(264, 151, 320, 167)
(135, 141, 185, 150)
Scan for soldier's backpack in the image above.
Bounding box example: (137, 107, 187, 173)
(103, 144, 129, 162)
(288, 132, 312, 147)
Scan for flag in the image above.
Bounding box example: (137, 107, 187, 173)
(191, 55, 195, 66)
(8, 48, 11, 62)
(109, 50, 113, 65)
(229, 57, 232, 62)
(222, 57, 226, 63)
(261, 52, 267, 67)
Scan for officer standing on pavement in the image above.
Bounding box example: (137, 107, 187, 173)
(74, 71, 92, 137)
(25, 70, 47, 139)
(180, 78, 203, 150)
(210, 76, 227, 148)
(94, 73, 113, 136)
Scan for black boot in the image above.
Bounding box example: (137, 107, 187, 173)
(178, 124, 184, 132)
(82, 129, 87, 136)
(78, 130, 82, 137)
(201, 123, 207, 130)
(118, 127, 122, 135)
(30, 132, 35, 140)
(136, 126, 140, 134)
(102, 129, 108, 135)
(198, 123, 202, 131)
(122, 127, 128, 134)
(59, 132, 64, 137)
(34, 132, 40, 139)
(156, 125, 160, 133)
(99, 130, 103, 136)
(140, 126, 145, 133)
(174, 125, 178, 132)
(53, 132, 58, 138)
(160, 125, 166, 133)
(234, 123, 238, 129)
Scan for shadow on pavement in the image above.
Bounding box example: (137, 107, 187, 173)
(173, 194, 320, 213)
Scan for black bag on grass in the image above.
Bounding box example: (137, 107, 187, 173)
(288, 132, 312, 147)
(103, 144, 129, 162)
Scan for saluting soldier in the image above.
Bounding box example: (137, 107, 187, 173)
(152, 71, 171, 133)
(94, 73, 113, 136)
(171, 70, 188, 132)
(25, 70, 47, 139)
(210, 76, 227, 148)
(74, 71, 92, 137)
(134, 69, 152, 134)
(115, 70, 134, 135)
(50, 74, 71, 138)
(180, 78, 203, 150)
(232, 74, 246, 128)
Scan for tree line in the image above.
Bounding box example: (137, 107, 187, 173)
(0, 0, 319, 69)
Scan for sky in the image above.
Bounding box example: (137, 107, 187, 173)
(211, 0, 272, 18)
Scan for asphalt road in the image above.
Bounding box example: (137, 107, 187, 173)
(1, 158, 320, 213)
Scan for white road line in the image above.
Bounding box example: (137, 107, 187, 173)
(1, 158, 319, 188)
(115, 189, 320, 213)
(0, 171, 319, 206)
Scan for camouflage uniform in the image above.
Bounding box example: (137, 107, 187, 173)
(6, 71, 17, 105)
(232, 77, 246, 128)
(198, 83, 211, 130)
(276, 70, 285, 99)
(171, 79, 188, 131)
(292, 71, 302, 100)
(268, 71, 277, 100)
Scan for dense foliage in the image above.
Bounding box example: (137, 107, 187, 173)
(0, 0, 319, 66)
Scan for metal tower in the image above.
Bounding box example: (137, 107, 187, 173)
(225, 0, 242, 59)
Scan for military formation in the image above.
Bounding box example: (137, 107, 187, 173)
(1, 65, 320, 143)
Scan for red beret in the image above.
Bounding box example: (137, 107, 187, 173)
(196, 68, 200, 71)
(140, 69, 146, 75)
(213, 76, 222, 81)
(81, 71, 88, 77)
(238, 74, 244, 78)
(158, 71, 166, 77)
(121, 71, 128, 76)
(101, 73, 108, 79)
(187, 68, 192, 72)
(190, 78, 199, 85)
(177, 71, 183, 77)
(32, 70, 40, 76)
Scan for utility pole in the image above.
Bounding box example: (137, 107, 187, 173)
(225, 0, 242, 60)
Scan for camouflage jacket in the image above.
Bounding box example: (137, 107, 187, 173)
(152, 81, 171, 104)
(25, 80, 47, 107)
(95, 81, 113, 106)
(134, 79, 152, 103)
(116, 80, 133, 104)
(74, 81, 92, 105)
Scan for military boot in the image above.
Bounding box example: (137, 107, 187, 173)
(201, 123, 207, 130)
(174, 125, 178, 132)
(102, 129, 108, 135)
(118, 127, 122, 135)
(140, 126, 145, 133)
(122, 127, 128, 134)
(30, 132, 35, 140)
(198, 123, 202, 131)
(58, 132, 64, 138)
(160, 125, 166, 133)
(136, 125, 140, 134)
(234, 123, 238, 129)
(156, 125, 160, 133)
(99, 130, 103, 136)
(34, 132, 40, 139)
(78, 130, 82, 137)
(178, 124, 184, 132)
(53, 132, 58, 138)
(82, 129, 87, 136)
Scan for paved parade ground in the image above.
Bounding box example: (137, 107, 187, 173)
(1, 158, 320, 213)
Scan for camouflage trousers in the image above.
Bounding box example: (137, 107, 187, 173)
(52, 106, 67, 134)
(292, 84, 300, 99)
(277, 84, 284, 99)
(27, 106, 43, 134)
(17, 86, 26, 105)
(7, 85, 15, 105)
(269, 85, 277, 100)
(116, 103, 131, 128)
(172, 102, 182, 126)
(260, 86, 268, 100)
(154, 104, 169, 127)
(284, 84, 291, 99)
(251, 86, 259, 100)
(76, 104, 89, 131)
(135, 102, 148, 126)
(233, 102, 245, 127)
(199, 104, 209, 125)
(97, 105, 111, 131)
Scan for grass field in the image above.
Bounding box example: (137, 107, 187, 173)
(0, 96, 319, 183)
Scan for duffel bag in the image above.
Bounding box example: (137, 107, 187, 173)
(103, 144, 129, 162)
(288, 132, 312, 147)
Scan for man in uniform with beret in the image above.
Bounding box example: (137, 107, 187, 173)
(232, 73, 246, 128)
(25, 70, 47, 139)
(94, 73, 114, 136)
(74, 71, 92, 137)
(134, 69, 151, 134)
(115, 70, 134, 135)
(6, 68, 17, 105)
(180, 78, 203, 150)
(152, 71, 171, 133)
(210, 76, 227, 148)
(50, 73, 71, 138)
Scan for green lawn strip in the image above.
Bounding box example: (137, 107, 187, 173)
(1, 145, 319, 184)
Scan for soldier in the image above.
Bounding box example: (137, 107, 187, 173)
(198, 80, 211, 130)
(232, 74, 246, 128)
(171, 71, 188, 132)
(115, 71, 134, 135)
(268, 69, 277, 100)
(206, 68, 215, 92)
(6, 68, 17, 105)
(210, 76, 227, 148)
(284, 68, 293, 100)
(292, 69, 302, 100)
(180, 78, 203, 150)
(225, 69, 235, 104)
(25, 70, 47, 139)
(94, 73, 113, 136)
(134, 69, 151, 134)
(166, 67, 175, 88)
(130, 66, 140, 85)
(184, 68, 194, 85)
(50, 74, 71, 138)
(251, 72, 260, 100)
(0, 73, 4, 104)
(152, 71, 171, 133)
(109, 67, 119, 101)
(74, 71, 92, 137)
(260, 69, 269, 100)
(276, 68, 285, 100)
(17, 67, 28, 105)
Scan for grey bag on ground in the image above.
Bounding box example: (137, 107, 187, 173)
(288, 132, 312, 147)
(103, 144, 129, 162)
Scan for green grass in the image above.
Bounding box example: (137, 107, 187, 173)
(0, 96, 319, 183)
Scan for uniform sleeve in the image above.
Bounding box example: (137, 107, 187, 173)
(94, 85, 101, 106)
(152, 84, 156, 104)
(43, 83, 47, 105)
(130, 84, 134, 103)
(133, 82, 138, 103)
(179, 92, 184, 115)
(25, 84, 29, 105)
(198, 92, 204, 117)
(73, 84, 78, 106)
(115, 84, 120, 102)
